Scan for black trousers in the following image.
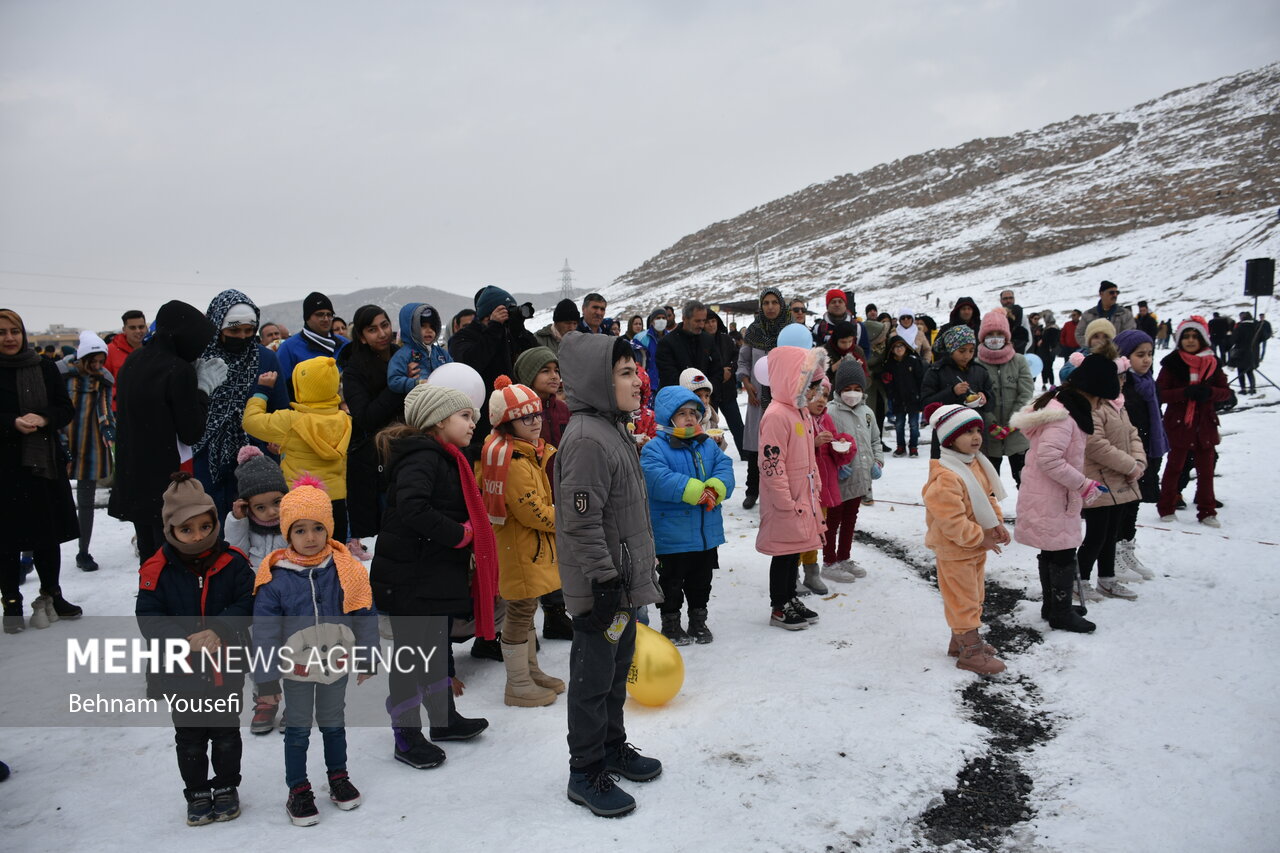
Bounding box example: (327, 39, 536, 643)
(566, 609, 636, 772)
(744, 450, 760, 497)
(386, 614, 450, 730)
(76, 479, 96, 556)
(173, 712, 242, 798)
(1079, 504, 1122, 580)
(986, 453, 1026, 488)
(718, 386, 746, 456)
(768, 553, 801, 609)
(0, 545, 60, 601)
(134, 517, 165, 565)
(657, 549, 716, 614)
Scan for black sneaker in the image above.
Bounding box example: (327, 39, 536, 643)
(893, 447, 906, 458)
(327, 770, 362, 810)
(790, 596, 819, 625)
(742, 493, 757, 509)
(211, 786, 240, 822)
(186, 790, 214, 826)
(909, 447, 919, 458)
(429, 712, 488, 742)
(393, 728, 446, 769)
(605, 742, 663, 782)
(470, 635, 503, 661)
(567, 768, 636, 817)
(770, 602, 809, 631)
(286, 782, 320, 826)
(75, 552, 99, 572)
(47, 591, 82, 620)
(660, 613, 691, 646)
(541, 604, 574, 640)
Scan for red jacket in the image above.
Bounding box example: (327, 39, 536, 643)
(1156, 350, 1231, 449)
(104, 335, 134, 410)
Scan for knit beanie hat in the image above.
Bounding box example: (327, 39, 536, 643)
(834, 358, 867, 392)
(76, 330, 108, 360)
(1099, 280, 1117, 293)
(474, 285, 517, 321)
(978, 308, 1011, 340)
(279, 475, 334, 539)
(1175, 316, 1211, 350)
(1083, 318, 1116, 345)
(825, 288, 848, 306)
(552, 298, 580, 323)
(830, 320, 858, 344)
(221, 303, 257, 329)
(923, 403, 984, 449)
(1067, 353, 1121, 399)
(514, 346, 558, 389)
(941, 324, 977, 354)
(161, 472, 220, 555)
(404, 382, 476, 430)
(488, 375, 542, 427)
(303, 292, 334, 320)
(291, 356, 341, 406)
(234, 445, 288, 500)
(1114, 329, 1153, 357)
(678, 367, 714, 396)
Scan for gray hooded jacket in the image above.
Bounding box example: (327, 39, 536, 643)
(554, 332, 661, 615)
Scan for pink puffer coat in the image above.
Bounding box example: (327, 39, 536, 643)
(756, 346, 827, 557)
(1010, 399, 1089, 551)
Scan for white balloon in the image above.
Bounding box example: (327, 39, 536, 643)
(752, 354, 770, 387)
(425, 362, 486, 410)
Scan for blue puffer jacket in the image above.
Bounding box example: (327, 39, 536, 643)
(640, 386, 735, 555)
(386, 303, 452, 394)
(251, 557, 381, 691)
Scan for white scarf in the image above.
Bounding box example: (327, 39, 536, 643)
(938, 447, 1006, 530)
(897, 320, 916, 345)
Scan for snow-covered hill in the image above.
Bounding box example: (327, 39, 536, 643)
(605, 63, 1280, 324)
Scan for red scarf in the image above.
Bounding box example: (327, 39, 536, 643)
(444, 441, 499, 640)
(1177, 348, 1217, 426)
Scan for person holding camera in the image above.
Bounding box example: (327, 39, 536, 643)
(449, 286, 524, 453)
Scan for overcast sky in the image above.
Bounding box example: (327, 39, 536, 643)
(2, 0, 1277, 332)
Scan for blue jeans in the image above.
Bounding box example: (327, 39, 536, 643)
(282, 677, 349, 788)
(893, 411, 920, 449)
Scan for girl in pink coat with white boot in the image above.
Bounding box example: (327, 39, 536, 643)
(755, 345, 828, 630)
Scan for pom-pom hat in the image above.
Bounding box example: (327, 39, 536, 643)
(488, 375, 542, 427)
(279, 474, 334, 539)
(235, 445, 288, 500)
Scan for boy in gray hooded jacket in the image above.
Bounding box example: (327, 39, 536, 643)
(556, 333, 664, 817)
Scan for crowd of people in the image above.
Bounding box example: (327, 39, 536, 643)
(0, 277, 1267, 817)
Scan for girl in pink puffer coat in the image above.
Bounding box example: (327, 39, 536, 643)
(756, 345, 828, 631)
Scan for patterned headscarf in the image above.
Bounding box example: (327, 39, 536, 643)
(193, 289, 261, 483)
(743, 287, 787, 351)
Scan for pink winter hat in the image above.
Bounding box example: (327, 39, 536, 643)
(978, 308, 1011, 340)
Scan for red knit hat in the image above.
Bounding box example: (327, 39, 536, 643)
(825, 288, 848, 306)
(487, 375, 542, 426)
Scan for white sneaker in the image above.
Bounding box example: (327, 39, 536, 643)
(1097, 578, 1138, 600)
(1115, 540, 1154, 580)
(1158, 514, 1176, 523)
(820, 563, 858, 583)
(1074, 584, 1104, 604)
(1199, 516, 1222, 529)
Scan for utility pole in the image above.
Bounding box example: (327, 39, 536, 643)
(560, 259, 575, 301)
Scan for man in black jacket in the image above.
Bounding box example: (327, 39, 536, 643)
(449, 285, 519, 454)
(656, 300, 719, 394)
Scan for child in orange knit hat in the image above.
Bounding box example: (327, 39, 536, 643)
(250, 476, 380, 826)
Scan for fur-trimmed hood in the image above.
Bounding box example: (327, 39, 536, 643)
(1010, 400, 1070, 433)
(768, 346, 828, 409)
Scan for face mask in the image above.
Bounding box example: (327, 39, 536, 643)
(652, 318, 667, 332)
(220, 335, 253, 354)
(840, 390, 863, 407)
(983, 336, 1006, 350)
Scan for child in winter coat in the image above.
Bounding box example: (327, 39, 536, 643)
(223, 445, 290, 735)
(1113, 330, 1166, 579)
(976, 310, 1035, 486)
(921, 325, 992, 458)
(64, 331, 115, 571)
(921, 403, 1010, 674)
(641, 386, 735, 645)
(882, 335, 925, 457)
(1059, 318, 1116, 383)
(386, 303, 452, 394)
(1010, 354, 1121, 634)
(556, 333, 664, 817)
(243, 356, 353, 540)
(825, 359, 882, 582)
(251, 478, 380, 826)
(1076, 355, 1146, 602)
(370, 383, 496, 771)
(757, 346, 828, 630)
(479, 377, 565, 707)
(679, 367, 728, 451)
(135, 473, 253, 826)
(1155, 317, 1231, 526)
(805, 378, 853, 592)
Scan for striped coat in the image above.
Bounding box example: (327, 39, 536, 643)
(65, 372, 115, 481)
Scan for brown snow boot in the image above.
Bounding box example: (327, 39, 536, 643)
(947, 631, 995, 658)
(953, 629, 1006, 675)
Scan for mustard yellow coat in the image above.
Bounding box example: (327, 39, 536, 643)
(488, 439, 561, 601)
(242, 395, 352, 499)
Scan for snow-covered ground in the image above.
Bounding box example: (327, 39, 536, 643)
(2, 392, 1278, 851)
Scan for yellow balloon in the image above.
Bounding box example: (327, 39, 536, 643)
(626, 622, 685, 706)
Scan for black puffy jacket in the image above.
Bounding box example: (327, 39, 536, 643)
(370, 433, 474, 616)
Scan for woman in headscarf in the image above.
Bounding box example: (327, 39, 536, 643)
(338, 304, 406, 560)
(1, 309, 82, 633)
(736, 287, 788, 508)
(192, 290, 289, 519)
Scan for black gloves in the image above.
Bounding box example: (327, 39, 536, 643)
(1185, 384, 1212, 401)
(582, 579, 623, 633)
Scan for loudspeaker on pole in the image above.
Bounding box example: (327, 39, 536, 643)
(1245, 258, 1275, 297)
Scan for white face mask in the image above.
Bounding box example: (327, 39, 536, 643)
(840, 390, 864, 407)
(983, 336, 1006, 350)
(652, 318, 667, 332)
